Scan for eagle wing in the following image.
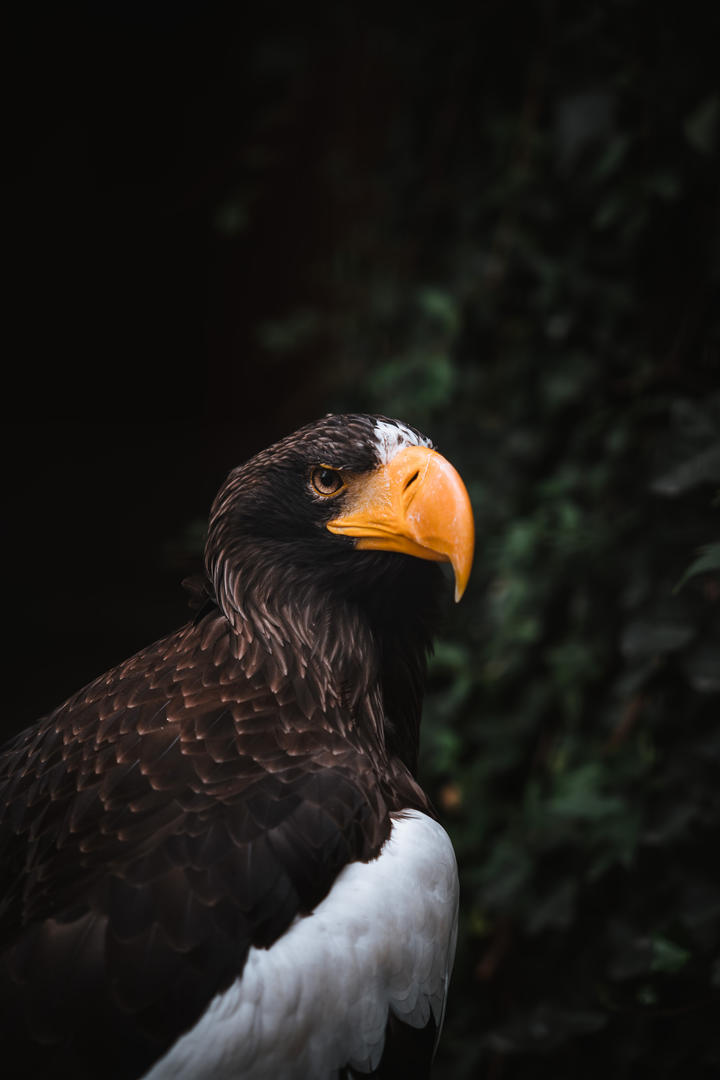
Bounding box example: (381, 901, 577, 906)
(0, 611, 392, 1078)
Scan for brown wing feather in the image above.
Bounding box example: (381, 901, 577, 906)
(0, 610, 399, 1078)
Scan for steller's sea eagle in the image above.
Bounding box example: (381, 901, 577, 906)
(0, 414, 474, 1079)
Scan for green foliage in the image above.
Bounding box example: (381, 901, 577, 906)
(309, 7, 719, 1077)
(213, 4, 720, 1076)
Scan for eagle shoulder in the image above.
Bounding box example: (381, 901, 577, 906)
(144, 810, 459, 1080)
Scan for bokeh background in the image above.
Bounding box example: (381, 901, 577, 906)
(3, 3, 719, 1077)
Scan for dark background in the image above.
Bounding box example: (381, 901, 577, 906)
(3, 3, 719, 1077)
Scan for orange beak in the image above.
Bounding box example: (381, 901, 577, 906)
(327, 446, 475, 601)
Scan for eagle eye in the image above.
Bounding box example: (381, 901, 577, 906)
(310, 466, 345, 497)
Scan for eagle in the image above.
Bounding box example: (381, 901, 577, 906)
(0, 413, 474, 1080)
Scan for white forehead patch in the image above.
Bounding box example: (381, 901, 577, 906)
(373, 420, 433, 464)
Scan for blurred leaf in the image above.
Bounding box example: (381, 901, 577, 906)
(685, 94, 720, 154)
(547, 765, 625, 823)
(416, 287, 461, 334)
(620, 619, 695, 659)
(675, 542, 720, 591)
(651, 936, 691, 974)
(652, 446, 720, 496)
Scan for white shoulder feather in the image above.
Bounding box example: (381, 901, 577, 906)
(144, 810, 458, 1080)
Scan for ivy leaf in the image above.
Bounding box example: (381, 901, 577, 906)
(675, 542, 720, 592)
(651, 936, 691, 974)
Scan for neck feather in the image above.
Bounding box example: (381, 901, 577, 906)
(206, 538, 445, 776)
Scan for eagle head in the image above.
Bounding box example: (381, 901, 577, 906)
(204, 414, 474, 623)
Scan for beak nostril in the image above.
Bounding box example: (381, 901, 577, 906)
(404, 471, 420, 491)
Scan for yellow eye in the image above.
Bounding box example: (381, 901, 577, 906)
(311, 466, 345, 497)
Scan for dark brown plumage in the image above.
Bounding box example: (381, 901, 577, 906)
(0, 414, 473, 1080)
